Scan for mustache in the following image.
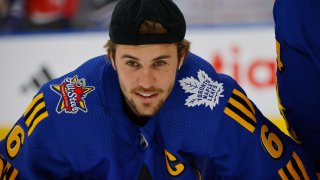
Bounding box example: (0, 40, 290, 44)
(131, 86, 164, 93)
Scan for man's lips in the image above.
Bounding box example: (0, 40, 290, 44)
(135, 92, 159, 103)
(137, 92, 158, 97)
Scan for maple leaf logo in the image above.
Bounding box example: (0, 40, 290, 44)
(179, 70, 224, 110)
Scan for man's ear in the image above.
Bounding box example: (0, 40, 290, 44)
(109, 54, 116, 71)
(178, 53, 186, 70)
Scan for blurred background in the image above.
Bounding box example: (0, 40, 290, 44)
(1, 0, 284, 140)
(0, 0, 273, 33)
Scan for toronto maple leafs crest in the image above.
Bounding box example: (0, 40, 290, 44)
(50, 75, 95, 114)
(179, 70, 224, 110)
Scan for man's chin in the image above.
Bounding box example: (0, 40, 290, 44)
(136, 111, 155, 117)
(129, 98, 164, 117)
(135, 107, 158, 117)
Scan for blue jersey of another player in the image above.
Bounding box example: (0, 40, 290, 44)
(0, 54, 317, 179)
(273, 0, 320, 173)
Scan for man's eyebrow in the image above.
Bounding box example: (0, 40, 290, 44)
(152, 55, 171, 61)
(121, 54, 139, 60)
(120, 55, 171, 61)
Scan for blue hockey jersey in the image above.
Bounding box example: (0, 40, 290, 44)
(273, 0, 320, 172)
(0, 53, 316, 179)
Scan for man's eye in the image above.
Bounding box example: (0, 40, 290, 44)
(126, 61, 140, 67)
(153, 60, 167, 67)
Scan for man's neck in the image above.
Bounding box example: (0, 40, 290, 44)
(123, 97, 150, 127)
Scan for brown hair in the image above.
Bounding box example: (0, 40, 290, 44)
(104, 20, 190, 61)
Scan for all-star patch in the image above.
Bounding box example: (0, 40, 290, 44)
(179, 69, 224, 110)
(50, 75, 95, 114)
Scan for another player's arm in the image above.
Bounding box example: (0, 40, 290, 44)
(212, 81, 316, 179)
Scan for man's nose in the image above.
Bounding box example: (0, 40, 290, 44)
(138, 68, 156, 89)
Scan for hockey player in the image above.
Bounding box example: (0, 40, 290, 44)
(273, 0, 320, 177)
(0, 0, 317, 179)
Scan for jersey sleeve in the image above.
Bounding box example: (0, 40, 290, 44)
(273, 0, 320, 70)
(273, 0, 320, 174)
(0, 89, 73, 179)
(210, 81, 317, 179)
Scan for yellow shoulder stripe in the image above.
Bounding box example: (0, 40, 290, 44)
(0, 155, 19, 179)
(232, 89, 255, 115)
(224, 89, 257, 133)
(23, 93, 43, 117)
(278, 151, 310, 180)
(23, 93, 49, 137)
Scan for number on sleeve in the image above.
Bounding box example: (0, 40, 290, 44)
(261, 124, 284, 159)
(6, 124, 25, 159)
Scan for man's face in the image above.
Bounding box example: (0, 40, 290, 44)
(111, 43, 184, 117)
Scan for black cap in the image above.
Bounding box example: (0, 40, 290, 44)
(109, 0, 186, 45)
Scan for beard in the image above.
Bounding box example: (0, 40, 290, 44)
(121, 84, 174, 117)
(123, 95, 165, 118)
